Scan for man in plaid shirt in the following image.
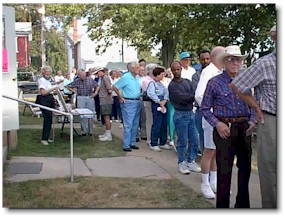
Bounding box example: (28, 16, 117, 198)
(201, 45, 256, 208)
(67, 69, 98, 136)
(230, 25, 277, 208)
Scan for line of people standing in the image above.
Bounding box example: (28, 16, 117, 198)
(38, 23, 276, 208)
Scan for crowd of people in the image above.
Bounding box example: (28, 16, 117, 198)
(36, 25, 276, 208)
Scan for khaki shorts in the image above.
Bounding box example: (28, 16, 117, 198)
(100, 104, 112, 115)
(202, 117, 216, 150)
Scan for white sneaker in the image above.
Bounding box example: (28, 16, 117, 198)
(159, 144, 172, 150)
(210, 183, 217, 193)
(201, 184, 215, 199)
(187, 161, 201, 173)
(98, 133, 106, 138)
(178, 161, 190, 175)
(149, 145, 162, 152)
(41, 140, 49, 146)
(169, 141, 177, 152)
(99, 135, 112, 141)
(169, 141, 175, 146)
(48, 139, 53, 143)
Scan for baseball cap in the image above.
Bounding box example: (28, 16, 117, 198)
(179, 51, 192, 60)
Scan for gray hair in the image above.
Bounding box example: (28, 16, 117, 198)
(145, 63, 159, 76)
(41, 66, 52, 74)
(127, 61, 138, 71)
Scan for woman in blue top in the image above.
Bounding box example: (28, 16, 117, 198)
(147, 67, 172, 151)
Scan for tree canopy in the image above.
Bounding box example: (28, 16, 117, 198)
(84, 4, 276, 67)
(4, 3, 276, 69)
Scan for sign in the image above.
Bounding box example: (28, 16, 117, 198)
(2, 49, 8, 72)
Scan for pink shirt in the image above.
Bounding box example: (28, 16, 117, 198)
(141, 76, 154, 92)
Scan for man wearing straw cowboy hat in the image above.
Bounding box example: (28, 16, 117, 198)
(230, 25, 277, 208)
(200, 45, 256, 208)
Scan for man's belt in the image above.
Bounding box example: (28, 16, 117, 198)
(124, 97, 140, 100)
(218, 116, 249, 123)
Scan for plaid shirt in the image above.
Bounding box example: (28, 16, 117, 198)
(68, 77, 98, 96)
(201, 71, 256, 127)
(232, 51, 276, 114)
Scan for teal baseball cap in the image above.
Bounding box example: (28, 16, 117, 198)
(180, 51, 192, 60)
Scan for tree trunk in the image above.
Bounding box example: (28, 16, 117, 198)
(161, 38, 177, 68)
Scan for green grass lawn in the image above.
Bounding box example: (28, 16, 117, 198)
(19, 104, 43, 125)
(10, 127, 126, 160)
(3, 176, 214, 208)
(15, 104, 126, 159)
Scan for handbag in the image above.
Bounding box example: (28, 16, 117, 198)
(142, 81, 154, 101)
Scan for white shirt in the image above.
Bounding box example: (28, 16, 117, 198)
(181, 66, 196, 81)
(54, 75, 65, 90)
(195, 62, 222, 106)
(38, 77, 54, 92)
(110, 76, 119, 96)
(160, 77, 172, 88)
(70, 72, 75, 81)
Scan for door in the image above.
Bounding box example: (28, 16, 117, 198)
(2, 6, 19, 131)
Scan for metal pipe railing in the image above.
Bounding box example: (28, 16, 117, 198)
(2, 94, 75, 182)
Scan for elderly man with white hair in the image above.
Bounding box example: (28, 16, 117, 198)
(113, 61, 141, 152)
(230, 25, 277, 208)
(201, 45, 256, 208)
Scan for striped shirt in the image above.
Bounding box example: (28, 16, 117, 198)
(67, 77, 98, 96)
(232, 51, 276, 114)
(201, 71, 256, 127)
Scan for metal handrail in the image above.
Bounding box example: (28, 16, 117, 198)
(2, 94, 75, 182)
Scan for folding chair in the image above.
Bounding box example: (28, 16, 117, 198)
(19, 90, 42, 118)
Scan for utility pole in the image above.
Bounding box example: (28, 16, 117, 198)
(121, 38, 124, 63)
(38, 3, 46, 67)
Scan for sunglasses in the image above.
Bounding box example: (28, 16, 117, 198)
(225, 57, 243, 63)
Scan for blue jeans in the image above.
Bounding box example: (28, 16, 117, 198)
(120, 99, 141, 149)
(150, 101, 167, 146)
(173, 110, 199, 164)
(111, 96, 122, 120)
(195, 108, 204, 153)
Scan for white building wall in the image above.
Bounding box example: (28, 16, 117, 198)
(68, 18, 138, 71)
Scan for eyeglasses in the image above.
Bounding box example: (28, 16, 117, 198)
(225, 57, 243, 63)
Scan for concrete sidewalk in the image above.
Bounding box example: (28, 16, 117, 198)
(4, 122, 262, 208)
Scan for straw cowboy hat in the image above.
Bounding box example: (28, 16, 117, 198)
(94, 67, 105, 74)
(217, 45, 248, 64)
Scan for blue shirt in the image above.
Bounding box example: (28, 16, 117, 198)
(114, 72, 141, 98)
(201, 71, 256, 127)
(147, 81, 169, 103)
